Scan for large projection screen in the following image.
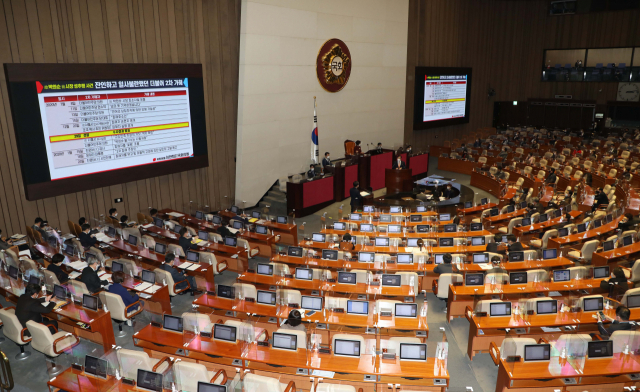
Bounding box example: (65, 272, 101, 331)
(4, 63, 208, 200)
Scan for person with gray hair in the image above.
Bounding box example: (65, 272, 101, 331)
(80, 256, 108, 293)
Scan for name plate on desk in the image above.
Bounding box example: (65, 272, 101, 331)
(370, 281, 381, 286)
(505, 355, 521, 362)
(475, 311, 487, 317)
(296, 368, 308, 375)
(269, 286, 277, 290)
(122, 378, 135, 386)
(284, 274, 294, 278)
(380, 311, 392, 317)
(257, 341, 269, 347)
(71, 363, 83, 371)
(415, 330, 427, 337)
(332, 308, 344, 313)
(207, 291, 216, 296)
(366, 327, 376, 334)
(386, 260, 396, 264)
(288, 303, 299, 309)
(515, 328, 526, 334)
(247, 269, 255, 273)
(232, 359, 242, 366)
(268, 317, 278, 323)
(245, 297, 255, 303)
(357, 294, 366, 300)
(311, 290, 320, 296)
(316, 323, 327, 329)
(151, 321, 162, 328)
(453, 282, 463, 286)
(327, 279, 336, 283)
(563, 378, 577, 385)
(363, 375, 377, 382)
(434, 379, 447, 386)
(225, 311, 236, 317)
(200, 331, 212, 338)
(381, 353, 396, 360)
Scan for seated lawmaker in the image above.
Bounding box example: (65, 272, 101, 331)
(307, 164, 317, 179)
(160, 254, 199, 296)
(108, 271, 140, 312)
(506, 234, 523, 252)
(108, 208, 118, 222)
(46, 253, 69, 284)
(599, 266, 629, 296)
(340, 233, 355, 251)
(79, 224, 98, 249)
(280, 310, 305, 332)
(216, 221, 236, 239)
(618, 213, 640, 231)
(442, 183, 455, 199)
(80, 258, 108, 293)
(16, 283, 58, 335)
(596, 306, 633, 338)
(433, 254, 453, 275)
(392, 156, 406, 170)
(545, 168, 557, 185)
(486, 235, 501, 253)
(375, 142, 383, 154)
(321, 152, 331, 167)
(179, 227, 198, 255)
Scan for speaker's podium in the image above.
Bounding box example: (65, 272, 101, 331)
(385, 168, 413, 194)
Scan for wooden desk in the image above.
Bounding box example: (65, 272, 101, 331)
(483, 207, 529, 228)
(300, 240, 492, 254)
(512, 210, 583, 239)
(320, 228, 493, 239)
(438, 157, 480, 175)
(458, 203, 499, 215)
(287, 174, 335, 217)
(591, 241, 640, 266)
(470, 171, 505, 198)
(547, 215, 623, 250)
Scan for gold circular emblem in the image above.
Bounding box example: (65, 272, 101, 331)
(316, 39, 351, 92)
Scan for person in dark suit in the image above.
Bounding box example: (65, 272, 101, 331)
(354, 140, 362, 155)
(506, 234, 523, 252)
(179, 227, 198, 255)
(592, 188, 609, 211)
(321, 152, 331, 167)
(486, 235, 502, 253)
(618, 213, 640, 231)
(442, 184, 455, 199)
(596, 306, 634, 337)
(46, 253, 69, 284)
(349, 181, 363, 213)
(79, 224, 98, 249)
(375, 143, 383, 154)
(339, 233, 356, 251)
(216, 222, 236, 239)
(307, 164, 316, 179)
(108, 271, 140, 312)
(599, 266, 629, 296)
(545, 168, 557, 185)
(160, 254, 199, 295)
(108, 208, 118, 222)
(80, 258, 108, 293)
(433, 254, 454, 275)
(32, 217, 48, 239)
(16, 283, 58, 335)
(392, 156, 406, 170)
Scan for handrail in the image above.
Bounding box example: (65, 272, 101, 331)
(0, 350, 13, 391)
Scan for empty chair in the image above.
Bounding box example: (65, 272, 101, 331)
(199, 252, 228, 274)
(568, 266, 588, 280)
(490, 337, 537, 365)
(434, 273, 463, 299)
(527, 269, 548, 282)
(583, 160, 592, 170)
(562, 166, 572, 177)
(537, 170, 546, 180)
(274, 327, 307, 349)
(608, 168, 617, 178)
(573, 170, 583, 180)
(173, 361, 227, 392)
(611, 331, 640, 353)
(279, 289, 301, 305)
(0, 307, 31, 360)
(498, 217, 522, 235)
(233, 283, 257, 299)
(539, 159, 548, 168)
(116, 348, 173, 380)
(350, 269, 372, 284)
(478, 157, 487, 165)
(567, 240, 599, 263)
(551, 334, 591, 352)
(551, 162, 560, 170)
(42, 270, 61, 288)
(243, 373, 295, 392)
(511, 177, 525, 190)
(167, 243, 185, 257)
(69, 280, 90, 297)
(208, 232, 223, 243)
(621, 287, 640, 306)
(523, 166, 532, 176)
(529, 229, 557, 249)
(486, 273, 508, 285)
(142, 235, 156, 249)
(619, 159, 627, 168)
(238, 238, 259, 258)
(577, 294, 604, 309)
(26, 321, 79, 376)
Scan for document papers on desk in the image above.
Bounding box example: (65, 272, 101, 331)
(167, 212, 184, 218)
(67, 261, 88, 271)
(141, 224, 154, 229)
(178, 262, 200, 271)
(478, 264, 492, 270)
(69, 271, 81, 280)
(135, 282, 154, 292)
(548, 291, 562, 297)
(19, 250, 32, 258)
(61, 233, 76, 240)
(95, 233, 114, 243)
(228, 228, 239, 234)
(360, 191, 370, 197)
(144, 285, 162, 294)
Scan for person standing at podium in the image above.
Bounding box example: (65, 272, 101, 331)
(321, 152, 332, 167)
(392, 156, 406, 170)
(350, 181, 363, 213)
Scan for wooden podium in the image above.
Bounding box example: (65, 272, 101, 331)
(385, 168, 413, 194)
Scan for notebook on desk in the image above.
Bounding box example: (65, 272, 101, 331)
(95, 233, 114, 243)
(249, 218, 258, 223)
(69, 271, 81, 279)
(68, 261, 89, 271)
(61, 233, 76, 240)
(227, 227, 239, 234)
(167, 212, 184, 218)
(178, 262, 194, 269)
(134, 282, 154, 292)
(144, 285, 162, 294)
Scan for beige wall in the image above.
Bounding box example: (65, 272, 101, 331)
(236, 0, 409, 206)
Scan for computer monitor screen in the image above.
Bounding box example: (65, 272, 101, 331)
(471, 237, 485, 245)
(606, 214, 613, 223)
(338, 272, 357, 284)
(577, 223, 587, 233)
(28, 275, 41, 285)
(173, 224, 183, 234)
(359, 224, 373, 232)
(397, 253, 413, 264)
(480, 198, 488, 205)
(197, 382, 226, 392)
(395, 303, 418, 317)
(152, 243, 166, 255)
(627, 294, 640, 308)
(473, 253, 488, 264)
(295, 268, 313, 280)
(82, 294, 99, 311)
(501, 235, 508, 243)
(381, 274, 401, 287)
(53, 284, 67, 300)
(489, 302, 511, 316)
(212, 215, 222, 225)
(439, 213, 451, 221)
(7, 266, 18, 280)
(213, 324, 237, 342)
(107, 226, 117, 237)
(603, 240, 614, 251)
(256, 226, 268, 235)
(536, 300, 558, 315)
(137, 369, 163, 392)
(186, 251, 199, 262)
(542, 249, 557, 259)
(312, 233, 326, 242)
(490, 208, 499, 217)
(195, 211, 204, 220)
(434, 254, 444, 264)
(390, 206, 401, 213)
(465, 273, 484, 286)
(127, 235, 138, 246)
(470, 223, 482, 231)
(363, 205, 373, 213)
(256, 290, 276, 305)
(508, 251, 524, 262)
(594, 219, 602, 228)
(230, 206, 239, 214)
(48, 236, 58, 248)
(163, 315, 183, 332)
(583, 297, 604, 311)
(558, 228, 568, 237)
(277, 216, 287, 224)
(416, 225, 429, 233)
(553, 269, 570, 282)
(198, 230, 208, 241)
(506, 205, 514, 213)
(232, 221, 244, 230)
(464, 201, 473, 209)
(350, 213, 362, 221)
(379, 214, 392, 223)
(524, 344, 550, 361)
(64, 244, 75, 256)
(301, 296, 322, 310)
(407, 238, 421, 247)
(251, 211, 261, 219)
(623, 236, 633, 246)
(444, 224, 457, 232)
(347, 300, 369, 315)
(588, 340, 613, 358)
(217, 285, 235, 299)
(256, 263, 273, 276)
(375, 237, 390, 247)
(139, 270, 154, 284)
(593, 266, 609, 279)
(416, 206, 426, 212)
(410, 215, 422, 223)
(154, 217, 164, 228)
(224, 237, 237, 247)
(520, 201, 528, 209)
(272, 332, 297, 350)
(521, 217, 531, 226)
(439, 238, 453, 247)
(510, 272, 527, 284)
(388, 225, 402, 233)
(288, 246, 303, 257)
(399, 343, 427, 360)
(84, 355, 107, 378)
(554, 210, 562, 218)
(334, 339, 361, 357)
(322, 250, 338, 260)
(358, 252, 374, 263)
(334, 222, 346, 230)
(538, 214, 548, 223)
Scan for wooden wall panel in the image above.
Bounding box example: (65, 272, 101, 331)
(405, 0, 640, 150)
(0, 0, 240, 237)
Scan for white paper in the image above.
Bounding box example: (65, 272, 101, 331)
(95, 233, 114, 243)
(478, 264, 492, 270)
(178, 262, 193, 269)
(134, 282, 153, 292)
(69, 271, 81, 279)
(61, 233, 76, 240)
(101, 274, 112, 282)
(142, 224, 154, 229)
(19, 250, 32, 258)
(187, 264, 200, 271)
(68, 261, 88, 271)
(11, 234, 26, 239)
(144, 284, 162, 294)
(228, 228, 239, 234)
(167, 212, 185, 218)
(360, 192, 370, 197)
(541, 327, 562, 332)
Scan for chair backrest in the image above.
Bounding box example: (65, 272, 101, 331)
(142, 235, 156, 249)
(100, 291, 128, 321)
(562, 166, 572, 176)
(26, 320, 56, 355)
(506, 218, 523, 234)
(436, 273, 463, 298)
(541, 229, 558, 248)
(537, 170, 546, 179)
(578, 294, 604, 309)
(173, 361, 215, 392)
(278, 289, 301, 305)
(527, 269, 548, 282)
(123, 227, 141, 241)
(167, 243, 185, 257)
(554, 334, 591, 352)
(621, 287, 640, 307)
(116, 349, 156, 380)
(499, 337, 537, 359)
(581, 240, 600, 260)
(43, 270, 61, 288)
(609, 168, 618, 177)
(611, 331, 640, 353)
(344, 140, 355, 155)
(243, 373, 286, 392)
(70, 280, 90, 297)
(232, 283, 257, 299)
(182, 312, 213, 333)
(486, 273, 508, 285)
(568, 266, 588, 280)
(0, 308, 27, 344)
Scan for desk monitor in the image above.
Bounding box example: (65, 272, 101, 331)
(510, 272, 527, 284)
(350, 213, 362, 221)
(506, 205, 515, 213)
(439, 213, 451, 221)
(84, 355, 107, 379)
(137, 369, 163, 392)
(257, 290, 276, 305)
(593, 266, 609, 279)
(334, 222, 346, 230)
(470, 222, 483, 231)
(416, 206, 426, 212)
(434, 254, 444, 264)
(256, 226, 268, 235)
(627, 294, 640, 308)
(390, 206, 402, 213)
(379, 214, 392, 223)
(407, 238, 421, 248)
(107, 226, 117, 237)
(606, 213, 613, 223)
(558, 227, 569, 237)
(213, 324, 237, 342)
(509, 251, 524, 262)
(154, 243, 167, 255)
(358, 252, 375, 262)
(471, 236, 485, 246)
(439, 238, 453, 247)
(481, 198, 488, 205)
(198, 230, 208, 241)
(395, 303, 418, 317)
(28, 275, 41, 286)
(381, 274, 401, 287)
(198, 382, 226, 392)
(489, 208, 499, 217)
(444, 224, 457, 232)
(230, 206, 239, 214)
(53, 284, 67, 300)
(397, 253, 413, 264)
(64, 243, 75, 256)
(521, 217, 531, 226)
(127, 235, 138, 246)
(47, 236, 58, 248)
(163, 315, 183, 332)
(542, 249, 557, 260)
(295, 267, 313, 280)
(232, 221, 244, 230)
(594, 219, 602, 228)
(186, 251, 199, 262)
(301, 295, 322, 310)
(360, 224, 373, 232)
(588, 340, 613, 358)
(272, 332, 297, 351)
(577, 223, 587, 233)
(410, 215, 422, 223)
(400, 343, 427, 361)
(538, 213, 548, 223)
(363, 205, 374, 213)
(338, 271, 357, 285)
(464, 201, 473, 209)
(212, 215, 222, 225)
(195, 211, 204, 220)
(288, 246, 303, 257)
(224, 237, 237, 247)
(173, 224, 183, 234)
(465, 273, 484, 286)
(141, 269, 156, 284)
(520, 201, 528, 209)
(623, 235, 633, 246)
(334, 339, 361, 357)
(312, 233, 326, 243)
(553, 269, 570, 282)
(388, 225, 402, 233)
(277, 216, 288, 224)
(347, 300, 369, 315)
(489, 302, 512, 317)
(251, 211, 261, 219)
(603, 240, 614, 251)
(154, 217, 164, 228)
(82, 294, 99, 311)
(583, 297, 604, 311)
(7, 265, 18, 280)
(473, 253, 488, 264)
(256, 263, 273, 276)
(524, 344, 551, 362)
(375, 237, 390, 247)
(554, 209, 562, 218)
(416, 225, 430, 233)
(217, 285, 235, 299)
(536, 300, 558, 315)
(322, 249, 339, 261)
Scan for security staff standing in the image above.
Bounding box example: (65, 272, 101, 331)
(350, 181, 363, 213)
(321, 152, 331, 167)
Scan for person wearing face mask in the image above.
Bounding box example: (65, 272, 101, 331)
(375, 142, 383, 154)
(109, 208, 118, 222)
(406, 145, 412, 154)
(307, 164, 316, 179)
(179, 227, 199, 255)
(322, 152, 331, 167)
(442, 183, 455, 199)
(392, 156, 406, 170)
